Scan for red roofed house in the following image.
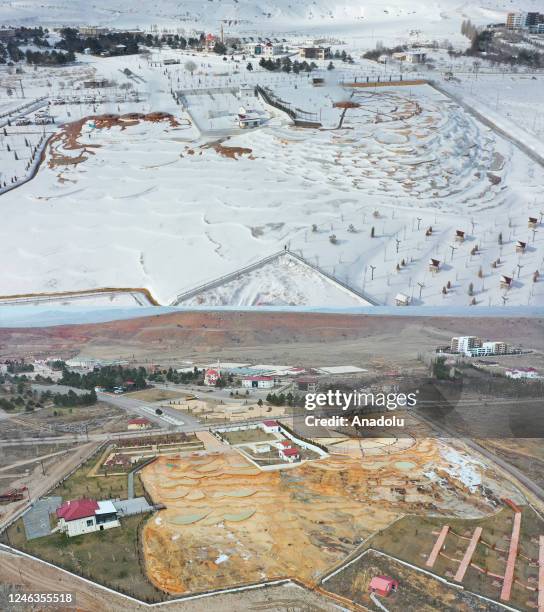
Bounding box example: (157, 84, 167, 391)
(204, 368, 221, 386)
(279, 446, 300, 463)
(369, 575, 398, 597)
(261, 419, 280, 433)
(56, 498, 119, 537)
(204, 33, 217, 51)
(127, 417, 152, 430)
(241, 375, 274, 389)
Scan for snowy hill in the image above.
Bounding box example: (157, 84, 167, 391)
(0, 0, 538, 36)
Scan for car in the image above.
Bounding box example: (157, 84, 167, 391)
(15, 118, 31, 126)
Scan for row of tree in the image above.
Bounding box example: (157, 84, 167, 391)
(259, 57, 317, 73)
(60, 365, 148, 391)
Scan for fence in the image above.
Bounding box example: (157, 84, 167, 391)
(172, 249, 379, 306)
(255, 85, 321, 127)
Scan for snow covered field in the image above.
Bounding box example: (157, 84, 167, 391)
(1, 50, 544, 308)
(1, 0, 544, 310)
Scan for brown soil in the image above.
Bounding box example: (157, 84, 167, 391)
(0, 312, 541, 367)
(139, 435, 499, 596)
(202, 140, 253, 159)
(47, 112, 180, 168)
(333, 101, 361, 109)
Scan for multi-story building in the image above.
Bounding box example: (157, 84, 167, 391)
(450, 336, 509, 356)
(299, 47, 331, 60)
(506, 11, 544, 30)
(467, 341, 508, 357)
(78, 26, 110, 37)
(450, 336, 481, 354)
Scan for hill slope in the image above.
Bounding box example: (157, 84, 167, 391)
(0, 0, 538, 34)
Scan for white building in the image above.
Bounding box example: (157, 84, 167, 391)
(241, 375, 274, 389)
(261, 419, 280, 433)
(505, 367, 539, 379)
(451, 336, 509, 356)
(392, 51, 427, 63)
(395, 293, 411, 306)
(450, 336, 481, 354)
(253, 444, 271, 454)
(467, 341, 508, 357)
(263, 42, 283, 58)
(279, 446, 300, 463)
(56, 498, 120, 537)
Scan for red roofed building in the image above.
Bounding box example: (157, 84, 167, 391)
(241, 375, 274, 389)
(56, 498, 98, 522)
(204, 33, 217, 51)
(56, 498, 119, 537)
(204, 368, 221, 386)
(369, 576, 398, 597)
(127, 417, 152, 430)
(261, 419, 280, 433)
(279, 446, 300, 463)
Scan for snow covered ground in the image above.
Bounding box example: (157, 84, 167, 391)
(1, 50, 544, 308)
(177, 252, 371, 306)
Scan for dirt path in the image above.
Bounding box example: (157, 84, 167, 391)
(0, 548, 341, 612)
(0, 441, 100, 529)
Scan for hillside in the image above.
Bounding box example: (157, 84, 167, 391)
(0, 0, 538, 36)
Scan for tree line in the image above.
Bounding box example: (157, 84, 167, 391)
(259, 56, 317, 73)
(60, 365, 148, 391)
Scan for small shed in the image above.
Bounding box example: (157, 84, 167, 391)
(455, 230, 465, 242)
(528, 217, 538, 229)
(395, 292, 411, 306)
(428, 258, 440, 273)
(515, 240, 526, 253)
(369, 575, 399, 597)
(500, 275, 513, 289)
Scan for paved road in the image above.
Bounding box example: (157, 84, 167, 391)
(154, 381, 291, 403)
(96, 391, 202, 430)
(430, 80, 544, 168)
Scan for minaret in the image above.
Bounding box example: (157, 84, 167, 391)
(220, 23, 224, 43)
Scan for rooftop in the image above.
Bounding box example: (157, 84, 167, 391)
(56, 498, 98, 521)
